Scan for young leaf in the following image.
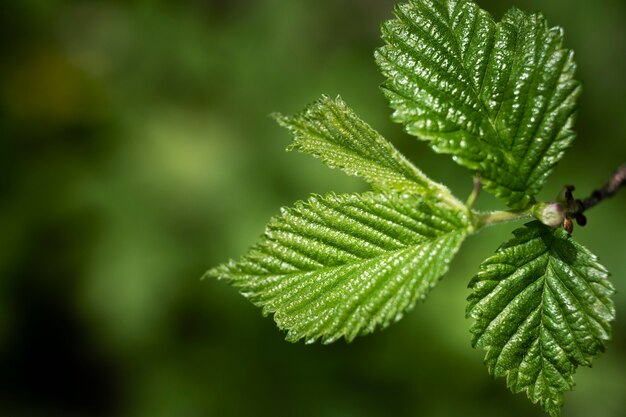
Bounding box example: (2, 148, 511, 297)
(209, 192, 470, 344)
(467, 221, 614, 417)
(376, 0, 581, 209)
(275, 95, 462, 208)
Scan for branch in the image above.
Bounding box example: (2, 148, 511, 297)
(560, 163, 626, 232)
(579, 163, 626, 211)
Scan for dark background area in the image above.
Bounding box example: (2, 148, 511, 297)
(1, 0, 625, 416)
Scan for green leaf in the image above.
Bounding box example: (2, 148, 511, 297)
(467, 221, 614, 417)
(275, 95, 463, 209)
(209, 192, 470, 343)
(376, 0, 581, 208)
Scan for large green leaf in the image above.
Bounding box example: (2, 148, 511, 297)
(376, 0, 581, 208)
(467, 221, 614, 416)
(209, 192, 470, 343)
(275, 95, 462, 208)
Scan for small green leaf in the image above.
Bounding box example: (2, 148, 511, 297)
(275, 95, 462, 209)
(467, 221, 614, 417)
(209, 192, 470, 343)
(376, 0, 581, 208)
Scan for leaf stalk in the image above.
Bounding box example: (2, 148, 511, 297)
(473, 209, 533, 229)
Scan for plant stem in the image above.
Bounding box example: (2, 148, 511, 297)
(465, 176, 481, 210)
(473, 209, 533, 229)
(558, 163, 626, 232)
(578, 163, 626, 212)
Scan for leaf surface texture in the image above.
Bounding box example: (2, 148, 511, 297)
(210, 192, 469, 343)
(275, 95, 460, 206)
(376, 0, 581, 208)
(467, 221, 614, 416)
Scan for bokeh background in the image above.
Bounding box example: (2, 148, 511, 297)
(1, 0, 625, 416)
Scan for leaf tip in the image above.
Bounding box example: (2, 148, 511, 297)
(203, 264, 228, 281)
(271, 111, 290, 127)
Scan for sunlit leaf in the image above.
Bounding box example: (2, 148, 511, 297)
(467, 221, 614, 416)
(275, 95, 462, 208)
(209, 192, 470, 343)
(376, 0, 580, 208)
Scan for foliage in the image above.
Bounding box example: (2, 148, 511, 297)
(467, 221, 614, 416)
(376, 0, 580, 209)
(211, 191, 469, 344)
(208, 0, 616, 415)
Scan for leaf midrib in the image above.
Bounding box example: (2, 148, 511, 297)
(486, 236, 596, 383)
(241, 227, 466, 285)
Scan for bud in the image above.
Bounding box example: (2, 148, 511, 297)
(531, 202, 565, 228)
(563, 217, 574, 234)
(575, 213, 587, 227)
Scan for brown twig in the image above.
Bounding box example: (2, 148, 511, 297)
(560, 163, 626, 232)
(579, 163, 626, 211)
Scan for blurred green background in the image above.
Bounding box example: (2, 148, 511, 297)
(1, 0, 625, 416)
